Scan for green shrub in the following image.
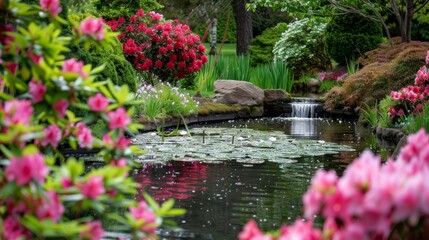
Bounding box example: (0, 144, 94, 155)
(250, 23, 288, 65)
(91, 0, 162, 19)
(67, 13, 137, 92)
(273, 18, 331, 75)
(325, 13, 382, 65)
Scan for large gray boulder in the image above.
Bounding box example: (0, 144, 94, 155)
(214, 80, 264, 106)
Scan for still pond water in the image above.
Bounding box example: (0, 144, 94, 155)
(132, 117, 388, 240)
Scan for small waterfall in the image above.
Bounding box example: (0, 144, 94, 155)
(290, 98, 321, 118)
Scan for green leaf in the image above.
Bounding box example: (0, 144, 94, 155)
(99, 85, 113, 99)
(0, 182, 16, 198)
(22, 145, 40, 155)
(0, 145, 14, 158)
(66, 158, 84, 178)
(90, 64, 106, 74)
(163, 208, 187, 217)
(143, 192, 159, 211)
(159, 199, 175, 214)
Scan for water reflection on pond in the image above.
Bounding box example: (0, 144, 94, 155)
(133, 118, 385, 240)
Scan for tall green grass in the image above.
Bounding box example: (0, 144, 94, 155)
(215, 55, 251, 81)
(194, 55, 295, 94)
(195, 57, 218, 94)
(404, 104, 429, 133)
(250, 62, 294, 92)
(360, 102, 378, 127)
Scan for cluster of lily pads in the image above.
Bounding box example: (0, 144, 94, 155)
(133, 127, 354, 164)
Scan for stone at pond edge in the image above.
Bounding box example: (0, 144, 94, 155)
(307, 78, 321, 93)
(263, 89, 291, 102)
(214, 80, 264, 106)
(375, 125, 405, 144)
(392, 135, 407, 158)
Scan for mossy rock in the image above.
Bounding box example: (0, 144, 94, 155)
(197, 102, 249, 116)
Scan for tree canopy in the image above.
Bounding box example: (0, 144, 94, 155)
(247, 0, 429, 42)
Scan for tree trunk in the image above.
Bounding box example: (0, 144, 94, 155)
(235, 0, 252, 56)
(209, 18, 217, 55)
(405, 0, 413, 42)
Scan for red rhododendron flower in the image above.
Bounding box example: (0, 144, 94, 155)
(155, 59, 162, 68)
(110, 9, 207, 83)
(123, 38, 138, 55)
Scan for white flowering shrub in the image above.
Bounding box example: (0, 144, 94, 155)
(273, 18, 331, 74)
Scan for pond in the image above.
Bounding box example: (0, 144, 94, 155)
(131, 117, 388, 240)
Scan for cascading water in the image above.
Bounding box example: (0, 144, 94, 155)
(290, 97, 321, 118)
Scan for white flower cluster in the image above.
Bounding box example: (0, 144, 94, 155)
(273, 18, 328, 70)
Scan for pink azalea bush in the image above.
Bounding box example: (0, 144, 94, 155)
(388, 50, 429, 122)
(106, 9, 208, 84)
(0, 1, 184, 239)
(239, 128, 429, 239)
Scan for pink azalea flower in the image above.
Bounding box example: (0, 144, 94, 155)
(61, 177, 73, 188)
(81, 176, 105, 200)
(29, 79, 47, 103)
(107, 107, 131, 130)
(426, 50, 429, 65)
(5, 153, 49, 186)
(3, 215, 31, 239)
(3, 99, 33, 125)
(39, 0, 61, 17)
(130, 201, 158, 233)
(53, 99, 68, 118)
(41, 124, 62, 148)
(80, 221, 105, 240)
(75, 123, 94, 148)
(36, 190, 64, 222)
(238, 220, 267, 240)
(88, 93, 109, 112)
(80, 17, 106, 41)
(111, 158, 127, 167)
(279, 220, 322, 240)
(28, 49, 43, 65)
(62, 58, 88, 78)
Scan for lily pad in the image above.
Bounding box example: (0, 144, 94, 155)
(133, 127, 354, 164)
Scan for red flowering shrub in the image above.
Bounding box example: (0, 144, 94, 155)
(106, 9, 208, 84)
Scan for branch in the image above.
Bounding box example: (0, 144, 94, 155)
(414, 0, 429, 13)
